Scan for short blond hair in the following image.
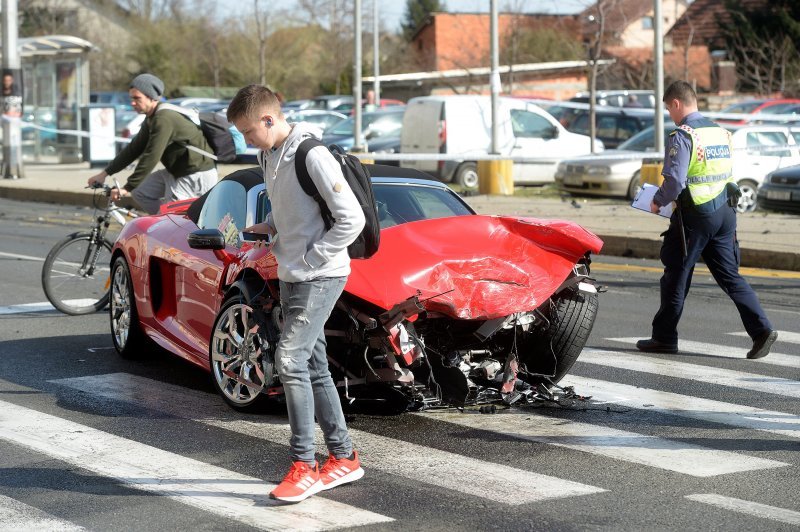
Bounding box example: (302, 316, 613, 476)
(227, 84, 283, 123)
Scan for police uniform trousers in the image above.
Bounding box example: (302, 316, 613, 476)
(652, 203, 772, 344)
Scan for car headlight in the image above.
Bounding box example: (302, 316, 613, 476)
(587, 166, 611, 176)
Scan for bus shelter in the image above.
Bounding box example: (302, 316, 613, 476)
(10, 35, 93, 162)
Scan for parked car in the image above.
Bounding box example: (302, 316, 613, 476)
(401, 95, 600, 188)
(308, 95, 354, 111)
(570, 90, 655, 108)
(108, 165, 602, 412)
(322, 108, 404, 150)
(555, 125, 676, 199)
(332, 98, 406, 114)
(717, 99, 800, 125)
(281, 99, 313, 112)
(556, 124, 800, 212)
(367, 132, 402, 166)
(284, 109, 347, 131)
(557, 106, 659, 149)
(756, 164, 800, 213)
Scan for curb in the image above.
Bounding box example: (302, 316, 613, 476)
(3, 184, 799, 272)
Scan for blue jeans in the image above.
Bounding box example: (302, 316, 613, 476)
(277, 277, 353, 464)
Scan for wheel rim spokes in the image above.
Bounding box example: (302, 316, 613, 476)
(212, 303, 266, 404)
(110, 267, 130, 347)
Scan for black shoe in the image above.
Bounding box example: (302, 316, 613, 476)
(636, 338, 678, 354)
(746, 330, 778, 360)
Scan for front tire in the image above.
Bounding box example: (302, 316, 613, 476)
(627, 171, 642, 200)
(520, 288, 599, 384)
(42, 233, 113, 315)
(209, 296, 276, 412)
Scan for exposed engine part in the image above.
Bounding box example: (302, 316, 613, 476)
(473, 359, 502, 380)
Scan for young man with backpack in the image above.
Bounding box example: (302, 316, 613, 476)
(227, 84, 365, 503)
(87, 73, 218, 214)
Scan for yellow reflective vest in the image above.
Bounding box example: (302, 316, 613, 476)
(672, 117, 733, 211)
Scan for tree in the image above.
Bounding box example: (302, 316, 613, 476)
(721, 0, 800, 96)
(402, 0, 446, 41)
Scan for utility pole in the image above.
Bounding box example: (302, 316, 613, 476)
(489, 0, 499, 154)
(353, 0, 364, 152)
(373, 0, 380, 106)
(2, 0, 23, 179)
(654, 0, 664, 152)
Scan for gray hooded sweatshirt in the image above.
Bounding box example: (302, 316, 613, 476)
(259, 122, 365, 283)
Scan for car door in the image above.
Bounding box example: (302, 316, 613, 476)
(733, 129, 793, 185)
(173, 180, 251, 354)
(509, 107, 563, 182)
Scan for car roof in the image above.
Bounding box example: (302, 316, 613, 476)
(186, 165, 445, 224)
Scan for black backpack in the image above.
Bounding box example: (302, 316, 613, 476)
(157, 104, 238, 163)
(295, 139, 380, 259)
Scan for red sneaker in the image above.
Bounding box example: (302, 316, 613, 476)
(319, 450, 364, 490)
(269, 461, 322, 503)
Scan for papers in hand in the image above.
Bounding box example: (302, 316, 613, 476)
(631, 183, 674, 218)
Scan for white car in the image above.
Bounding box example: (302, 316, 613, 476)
(556, 124, 800, 212)
(401, 95, 601, 188)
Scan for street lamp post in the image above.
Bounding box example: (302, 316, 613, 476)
(2, 0, 23, 179)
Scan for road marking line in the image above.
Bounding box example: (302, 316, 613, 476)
(562, 375, 800, 439)
(607, 337, 799, 369)
(729, 330, 800, 346)
(416, 411, 787, 477)
(0, 251, 45, 262)
(51, 374, 604, 504)
(592, 262, 800, 279)
(685, 494, 800, 526)
(0, 494, 86, 531)
(580, 348, 800, 399)
(0, 300, 98, 315)
(0, 399, 392, 531)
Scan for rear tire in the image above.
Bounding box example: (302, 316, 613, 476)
(109, 256, 148, 359)
(42, 233, 113, 315)
(454, 162, 479, 189)
(627, 171, 642, 200)
(736, 180, 758, 213)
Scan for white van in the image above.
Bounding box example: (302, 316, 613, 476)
(400, 95, 600, 187)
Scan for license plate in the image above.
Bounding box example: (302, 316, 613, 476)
(766, 190, 792, 200)
(563, 174, 583, 186)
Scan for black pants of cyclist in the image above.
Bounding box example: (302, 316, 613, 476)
(651, 203, 772, 344)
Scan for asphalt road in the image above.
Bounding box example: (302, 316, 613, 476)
(1, 198, 799, 531)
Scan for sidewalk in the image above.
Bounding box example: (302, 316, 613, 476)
(2, 162, 799, 271)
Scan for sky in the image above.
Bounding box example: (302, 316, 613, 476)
(215, 0, 596, 32)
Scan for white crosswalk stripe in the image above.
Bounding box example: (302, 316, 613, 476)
(0, 494, 85, 531)
(0, 399, 392, 531)
(562, 375, 800, 439)
(607, 337, 799, 369)
(686, 494, 800, 526)
(51, 374, 605, 504)
(729, 330, 800, 346)
(416, 410, 787, 477)
(579, 348, 800, 399)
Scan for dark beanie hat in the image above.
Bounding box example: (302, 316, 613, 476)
(130, 73, 164, 101)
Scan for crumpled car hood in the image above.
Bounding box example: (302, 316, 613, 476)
(346, 215, 603, 320)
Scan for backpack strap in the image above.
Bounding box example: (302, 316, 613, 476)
(155, 103, 218, 161)
(295, 138, 334, 230)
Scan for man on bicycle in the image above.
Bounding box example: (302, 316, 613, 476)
(87, 73, 218, 214)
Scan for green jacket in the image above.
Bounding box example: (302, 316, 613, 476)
(105, 104, 216, 191)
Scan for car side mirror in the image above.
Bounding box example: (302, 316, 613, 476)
(188, 229, 226, 250)
(545, 126, 559, 140)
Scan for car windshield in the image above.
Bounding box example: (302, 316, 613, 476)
(617, 125, 676, 151)
(327, 112, 403, 137)
(757, 103, 800, 115)
(722, 101, 766, 114)
(257, 182, 472, 229)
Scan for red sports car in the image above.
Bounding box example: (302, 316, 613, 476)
(109, 165, 603, 412)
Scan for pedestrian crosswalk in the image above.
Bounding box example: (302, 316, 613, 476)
(0, 331, 797, 530)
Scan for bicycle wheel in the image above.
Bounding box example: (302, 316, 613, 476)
(41, 232, 114, 315)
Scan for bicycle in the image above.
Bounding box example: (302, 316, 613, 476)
(41, 182, 138, 315)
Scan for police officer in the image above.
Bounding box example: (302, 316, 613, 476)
(636, 81, 777, 359)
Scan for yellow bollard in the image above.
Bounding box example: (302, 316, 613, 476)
(639, 158, 664, 187)
(477, 160, 514, 195)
